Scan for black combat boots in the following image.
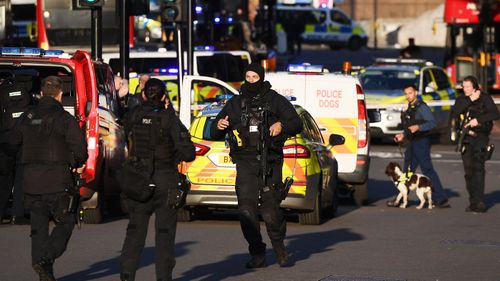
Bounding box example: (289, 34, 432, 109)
(33, 258, 55, 281)
(272, 241, 291, 267)
(245, 254, 267, 268)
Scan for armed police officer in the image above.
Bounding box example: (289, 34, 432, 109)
(452, 76, 499, 213)
(389, 84, 450, 208)
(211, 63, 302, 268)
(119, 78, 195, 281)
(10, 76, 88, 281)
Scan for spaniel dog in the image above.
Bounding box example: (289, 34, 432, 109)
(385, 162, 433, 209)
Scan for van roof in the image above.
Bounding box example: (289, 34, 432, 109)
(276, 5, 341, 11)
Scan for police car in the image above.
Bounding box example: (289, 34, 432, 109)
(360, 58, 457, 142)
(182, 102, 344, 225)
(0, 47, 127, 223)
(275, 5, 368, 50)
(179, 64, 371, 207)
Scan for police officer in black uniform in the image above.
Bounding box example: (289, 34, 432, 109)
(452, 75, 499, 213)
(119, 78, 195, 281)
(10, 76, 88, 281)
(211, 63, 302, 268)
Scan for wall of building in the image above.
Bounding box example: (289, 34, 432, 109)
(336, 0, 444, 21)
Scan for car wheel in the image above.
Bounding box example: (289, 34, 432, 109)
(299, 192, 321, 225)
(348, 36, 362, 51)
(353, 181, 368, 206)
(82, 206, 102, 224)
(177, 207, 192, 222)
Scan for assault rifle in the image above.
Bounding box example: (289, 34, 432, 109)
(257, 103, 272, 202)
(68, 169, 85, 229)
(456, 111, 472, 153)
(256, 103, 294, 203)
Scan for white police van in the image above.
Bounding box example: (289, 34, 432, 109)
(275, 5, 368, 50)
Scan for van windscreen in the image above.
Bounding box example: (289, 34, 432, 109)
(197, 54, 248, 82)
(108, 57, 178, 75)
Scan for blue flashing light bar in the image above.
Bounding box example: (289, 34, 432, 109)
(214, 17, 221, 24)
(227, 17, 233, 23)
(195, 5, 203, 14)
(288, 63, 324, 73)
(153, 68, 179, 74)
(0, 47, 64, 57)
(194, 45, 215, 51)
(285, 96, 297, 101)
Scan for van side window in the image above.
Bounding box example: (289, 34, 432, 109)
(331, 10, 351, 25)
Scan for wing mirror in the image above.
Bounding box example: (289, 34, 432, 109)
(329, 134, 345, 147)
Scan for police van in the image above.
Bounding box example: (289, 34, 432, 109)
(275, 5, 368, 50)
(178, 63, 370, 208)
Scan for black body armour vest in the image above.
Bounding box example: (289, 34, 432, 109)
(130, 107, 175, 168)
(22, 110, 70, 165)
(239, 96, 268, 149)
(467, 97, 493, 135)
(403, 101, 426, 139)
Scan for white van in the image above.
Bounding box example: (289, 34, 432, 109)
(179, 64, 371, 206)
(275, 5, 368, 50)
(101, 50, 252, 84)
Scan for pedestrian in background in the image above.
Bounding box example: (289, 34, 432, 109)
(119, 78, 195, 281)
(211, 63, 302, 268)
(388, 84, 450, 208)
(10, 76, 88, 281)
(452, 75, 499, 213)
(400, 38, 422, 59)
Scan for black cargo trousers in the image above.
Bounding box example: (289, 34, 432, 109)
(120, 169, 178, 281)
(462, 133, 489, 206)
(25, 192, 75, 265)
(235, 155, 286, 256)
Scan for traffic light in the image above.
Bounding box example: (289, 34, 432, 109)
(72, 0, 104, 9)
(161, 0, 186, 23)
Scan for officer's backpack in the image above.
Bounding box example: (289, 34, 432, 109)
(0, 74, 34, 131)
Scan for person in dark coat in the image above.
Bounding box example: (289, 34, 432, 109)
(10, 76, 88, 281)
(452, 75, 499, 213)
(119, 78, 195, 281)
(211, 63, 302, 268)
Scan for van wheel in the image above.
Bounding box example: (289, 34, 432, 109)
(348, 36, 362, 51)
(82, 207, 102, 224)
(299, 193, 321, 225)
(353, 181, 368, 206)
(177, 208, 192, 222)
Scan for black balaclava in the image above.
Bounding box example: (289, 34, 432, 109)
(241, 63, 267, 98)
